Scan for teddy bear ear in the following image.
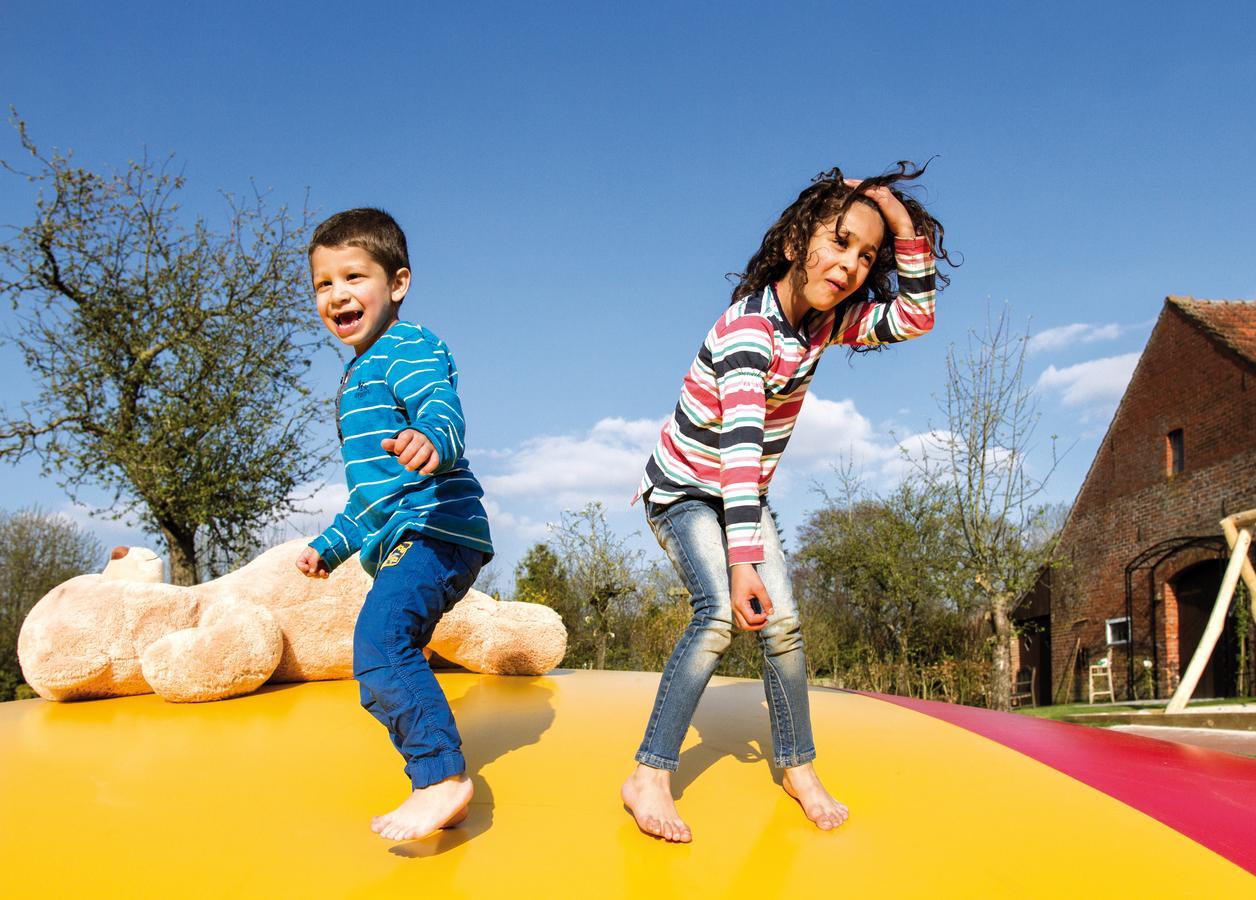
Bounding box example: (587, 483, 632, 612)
(101, 548, 166, 584)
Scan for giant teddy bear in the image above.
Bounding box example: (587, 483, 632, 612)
(18, 538, 567, 703)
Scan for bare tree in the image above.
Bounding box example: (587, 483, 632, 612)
(0, 507, 101, 700)
(0, 116, 328, 584)
(925, 308, 1062, 710)
(472, 559, 504, 600)
(550, 502, 641, 670)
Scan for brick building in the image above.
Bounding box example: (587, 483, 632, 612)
(1015, 297, 1256, 704)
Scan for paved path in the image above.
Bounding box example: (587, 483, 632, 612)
(1110, 725, 1256, 758)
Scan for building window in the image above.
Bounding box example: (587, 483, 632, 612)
(1106, 617, 1131, 646)
(1166, 428, 1184, 475)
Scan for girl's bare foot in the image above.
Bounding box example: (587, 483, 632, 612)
(370, 773, 473, 841)
(621, 764, 692, 842)
(782, 763, 848, 831)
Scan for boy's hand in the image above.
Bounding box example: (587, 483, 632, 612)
(844, 178, 917, 241)
(382, 429, 441, 474)
(730, 564, 774, 631)
(296, 546, 329, 579)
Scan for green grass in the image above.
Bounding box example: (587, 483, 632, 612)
(1015, 695, 1255, 721)
(1015, 702, 1143, 720)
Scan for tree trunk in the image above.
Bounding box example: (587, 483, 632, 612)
(989, 593, 1013, 711)
(595, 632, 607, 670)
(896, 636, 912, 697)
(161, 524, 200, 586)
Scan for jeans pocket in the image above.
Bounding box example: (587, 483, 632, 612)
(439, 543, 483, 608)
(649, 505, 676, 546)
(644, 500, 668, 540)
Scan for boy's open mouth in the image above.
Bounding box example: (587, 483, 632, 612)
(334, 310, 363, 334)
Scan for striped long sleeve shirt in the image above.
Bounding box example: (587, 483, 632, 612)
(635, 236, 936, 565)
(309, 321, 493, 577)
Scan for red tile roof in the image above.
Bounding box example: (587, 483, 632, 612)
(1167, 296, 1256, 368)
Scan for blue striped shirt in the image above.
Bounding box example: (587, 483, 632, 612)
(309, 321, 493, 576)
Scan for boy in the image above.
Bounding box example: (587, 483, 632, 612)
(296, 208, 493, 842)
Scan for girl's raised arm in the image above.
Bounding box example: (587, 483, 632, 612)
(831, 180, 938, 347)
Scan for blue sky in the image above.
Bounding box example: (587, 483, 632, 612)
(2, 1, 1254, 583)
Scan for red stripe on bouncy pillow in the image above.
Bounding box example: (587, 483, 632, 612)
(862, 692, 1256, 875)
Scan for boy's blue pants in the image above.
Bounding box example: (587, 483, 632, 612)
(353, 533, 485, 789)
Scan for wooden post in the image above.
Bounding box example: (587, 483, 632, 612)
(1165, 510, 1255, 714)
(1056, 636, 1082, 705)
(1220, 509, 1256, 618)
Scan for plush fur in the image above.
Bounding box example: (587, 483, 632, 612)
(18, 538, 567, 702)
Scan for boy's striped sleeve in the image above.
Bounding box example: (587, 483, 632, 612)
(714, 313, 774, 565)
(385, 332, 466, 474)
(831, 236, 937, 346)
(309, 510, 363, 572)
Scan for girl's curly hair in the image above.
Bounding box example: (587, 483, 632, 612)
(730, 160, 956, 315)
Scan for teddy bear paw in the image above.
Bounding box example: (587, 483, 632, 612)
(141, 599, 284, 702)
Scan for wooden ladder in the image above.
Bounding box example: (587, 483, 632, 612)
(1088, 663, 1114, 704)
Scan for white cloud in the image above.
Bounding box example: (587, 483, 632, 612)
(480, 496, 550, 544)
(1036, 351, 1140, 420)
(477, 416, 668, 570)
(279, 396, 935, 572)
(270, 481, 348, 542)
(880, 429, 954, 481)
(1028, 322, 1124, 355)
(54, 500, 151, 555)
(785, 395, 880, 468)
(786, 394, 947, 482)
(55, 499, 117, 534)
(478, 415, 663, 509)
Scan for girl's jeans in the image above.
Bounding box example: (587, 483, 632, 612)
(353, 533, 485, 789)
(636, 498, 816, 771)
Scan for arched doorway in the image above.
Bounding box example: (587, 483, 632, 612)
(1171, 559, 1238, 699)
(1122, 535, 1227, 700)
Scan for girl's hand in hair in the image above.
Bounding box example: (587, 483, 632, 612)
(845, 178, 917, 241)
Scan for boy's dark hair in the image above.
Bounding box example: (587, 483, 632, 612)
(308, 208, 411, 278)
(731, 161, 955, 315)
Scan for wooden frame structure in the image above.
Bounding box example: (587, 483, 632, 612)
(1166, 509, 1256, 713)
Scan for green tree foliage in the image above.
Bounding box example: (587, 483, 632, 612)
(549, 502, 641, 670)
(1234, 584, 1251, 697)
(797, 480, 966, 665)
(514, 540, 591, 663)
(502, 490, 1007, 706)
(0, 117, 327, 584)
(626, 562, 692, 673)
(515, 505, 692, 672)
(514, 543, 571, 607)
(0, 507, 102, 701)
(790, 477, 991, 703)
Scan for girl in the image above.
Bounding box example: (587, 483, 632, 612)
(622, 163, 951, 842)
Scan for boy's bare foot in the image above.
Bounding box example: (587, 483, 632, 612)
(371, 773, 473, 841)
(782, 763, 848, 831)
(621, 764, 691, 842)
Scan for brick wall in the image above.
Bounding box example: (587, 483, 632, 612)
(1049, 303, 1256, 701)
